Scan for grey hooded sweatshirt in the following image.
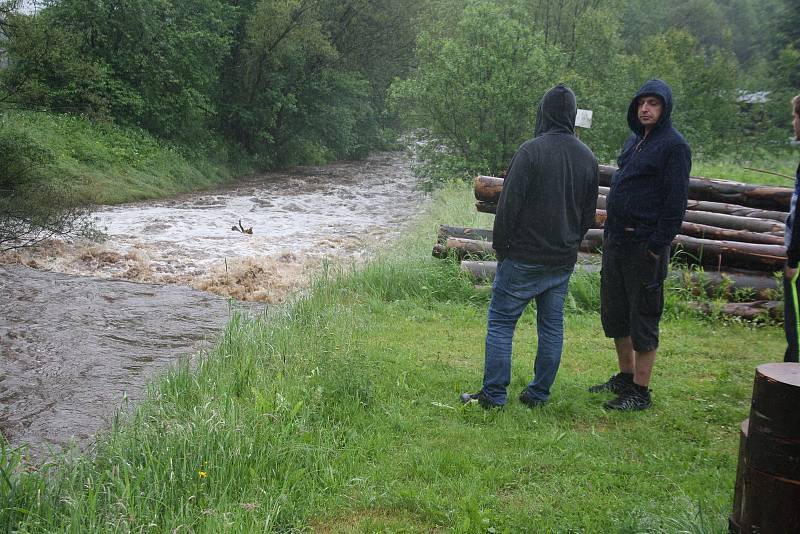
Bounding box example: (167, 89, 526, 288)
(492, 84, 599, 266)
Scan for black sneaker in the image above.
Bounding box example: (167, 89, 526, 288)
(588, 372, 633, 394)
(459, 391, 502, 409)
(603, 388, 652, 411)
(518, 389, 546, 408)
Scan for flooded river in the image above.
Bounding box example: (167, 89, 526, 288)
(0, 152, 428, 460)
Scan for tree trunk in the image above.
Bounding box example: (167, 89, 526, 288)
(594, 231, 785, 270)
(432, 237, 494, 260)
(678, 221, 784, 245)
(473, 175, 504, 203)
(461, 257, 779, 300)
(475, 201, 496, 214)
(676, 269, 779, 300)
(734, 363, 800, 532)
(682, 210, 784, 234)
(597, 165, 790, 211)
(595, 209, 607, 228)
(730, 419, 749, 532)
(460, 260, 498, 281)
(579, 229, 604, 253)
(436, 234, 605, 260)
(686, 200, 788, 223)
(459, 255, 601, 281)
(479, 166, 793, 211)
(479, 202, 785, 235)
(437, 225, 492, 243)
(494, 191, 786, 223)
(445, 228, 786, 270)
(687, 300, 783, 320)
(672, 234, 786, 271)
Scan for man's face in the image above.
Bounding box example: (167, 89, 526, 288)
(637, 95, 663, 131)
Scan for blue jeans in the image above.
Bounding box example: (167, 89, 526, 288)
(482, 258, 573, 405)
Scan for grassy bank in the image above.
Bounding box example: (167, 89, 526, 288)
(693, 150, 797, 186)
(1, 110, 236, 205)
(1, 181, 786, 532)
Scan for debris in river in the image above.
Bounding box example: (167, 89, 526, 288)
(194, 256, 312, 303)
(231, 219, 253, 234)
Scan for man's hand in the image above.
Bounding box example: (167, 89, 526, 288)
(647, 250, 660, 260)
(785, 265, 798, 280)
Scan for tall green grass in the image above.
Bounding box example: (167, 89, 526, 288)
(2, 110, 236, 205)
(693, 149, 797, 186)
(1, 181, 786, 532)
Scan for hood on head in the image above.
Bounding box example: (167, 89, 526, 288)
(534, 83, 577, 137)
(627, 79, 673, 136)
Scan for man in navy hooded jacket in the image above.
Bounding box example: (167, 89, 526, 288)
(460, 84, 598, 409)
(783, 94, 800, 363)
(590, 79, 691, 410)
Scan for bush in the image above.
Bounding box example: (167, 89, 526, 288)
(390, 0, 562, 182)
(0, 114, 91, 251)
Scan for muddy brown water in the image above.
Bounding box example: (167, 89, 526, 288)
(0, 152, 428, 460)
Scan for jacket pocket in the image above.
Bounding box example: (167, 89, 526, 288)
(643, 245, 669, 284)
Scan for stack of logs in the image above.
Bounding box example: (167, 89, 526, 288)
(433, 164, 794, 320)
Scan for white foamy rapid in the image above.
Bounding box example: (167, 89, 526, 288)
(4, 152, 429, 302)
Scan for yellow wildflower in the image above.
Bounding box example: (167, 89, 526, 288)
(198, 470, 207, 479)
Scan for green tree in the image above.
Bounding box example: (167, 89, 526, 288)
(719, 0, 783, 68)
(0, 117, 91, 251)
(3, 0, 236, 143)
(390, 0, 563, 180)
(664, 0, 731, 52)
(320, 0, 425, 152)
(216, 0, 348, 165)
(631, 29, 738, 155)
(561, 4, 634, 160)
(216, 0, 424, 166)
(771, 0, 800, 92)
(0, 8, 118, 117)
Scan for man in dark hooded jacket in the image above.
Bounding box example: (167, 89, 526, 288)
(782, 93, 800, 363)
(590, 79, 691, 410)
(461, 83, 598, 408)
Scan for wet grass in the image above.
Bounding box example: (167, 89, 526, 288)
(0, 182, 787, 532)
(693, 150, 797, 186)
(3, 110, 235, 205)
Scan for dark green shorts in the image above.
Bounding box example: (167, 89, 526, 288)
(600, 239, 669, 352)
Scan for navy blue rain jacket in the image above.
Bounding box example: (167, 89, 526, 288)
(604, 79, 692, 254)
(786, 162, 800, 268)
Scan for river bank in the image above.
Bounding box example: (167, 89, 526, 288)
(2, 153, 426, 303)
(1, 178, 787, 532)
(0, 152, 428, 461)
(2, 110, 236, 207)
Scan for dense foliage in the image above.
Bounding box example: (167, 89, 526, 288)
(0, 114, 90, 251)
(0, 0, 798, 216)
(0, 0, 423, 165)
(391, 2, 564, 178)
(0, 0, 426, 242)
(393, 0, 798, 180)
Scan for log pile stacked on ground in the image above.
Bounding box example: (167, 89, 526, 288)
(433, 166, 793, 321)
